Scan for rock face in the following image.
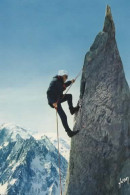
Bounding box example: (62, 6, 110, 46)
(65, 5, 130, 195)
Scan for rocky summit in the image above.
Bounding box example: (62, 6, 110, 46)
(65, 5, 130, 195)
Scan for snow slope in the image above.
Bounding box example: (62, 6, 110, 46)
(0, 123, 68, 195)
(33, 132, 70, 161)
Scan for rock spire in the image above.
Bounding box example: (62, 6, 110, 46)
(65, 5, 130, 195)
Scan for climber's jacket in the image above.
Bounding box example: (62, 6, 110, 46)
(46, 75, 72, 107)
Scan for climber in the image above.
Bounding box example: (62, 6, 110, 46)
(46, 70, 80, 137)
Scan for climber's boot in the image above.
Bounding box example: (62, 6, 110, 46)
(67, 129, 79, 137)
(70, 105, 80, 115)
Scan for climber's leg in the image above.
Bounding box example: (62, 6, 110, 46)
(56, 102, 71, 132)
(60, 94, 79, 115)
(55, 101, 80, 137)
(56, 102, 79, 137)
(60, 94, 73, 111)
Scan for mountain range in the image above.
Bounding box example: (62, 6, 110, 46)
(0, 123, 69, 195)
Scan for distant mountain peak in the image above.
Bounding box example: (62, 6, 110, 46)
(0, 122, 31, 142)
(33, 132, 70, 161)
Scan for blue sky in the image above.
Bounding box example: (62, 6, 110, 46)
(0, 0, 130, 139)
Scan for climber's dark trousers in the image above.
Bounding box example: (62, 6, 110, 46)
(56, 94, 73, 132)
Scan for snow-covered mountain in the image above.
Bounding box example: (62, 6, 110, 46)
(33, 132, 70, 161)
(0, 123, 68, 195)
(0, 123, 31, 142)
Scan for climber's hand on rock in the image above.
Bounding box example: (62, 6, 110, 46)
(71, 79, 75, 83)
(53, 102, 57, 108)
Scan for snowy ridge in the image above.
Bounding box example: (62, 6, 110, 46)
(0, 122, 31, 142)
(0, 123, 68, 195)
(33, 132, 70, 161)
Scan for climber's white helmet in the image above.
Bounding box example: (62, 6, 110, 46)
(58, 70, 68, 76)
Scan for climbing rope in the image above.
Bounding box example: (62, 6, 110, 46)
(56, 109, 62, 195)
(62, 68, 83, 100)
(55, 68, 83, 195)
